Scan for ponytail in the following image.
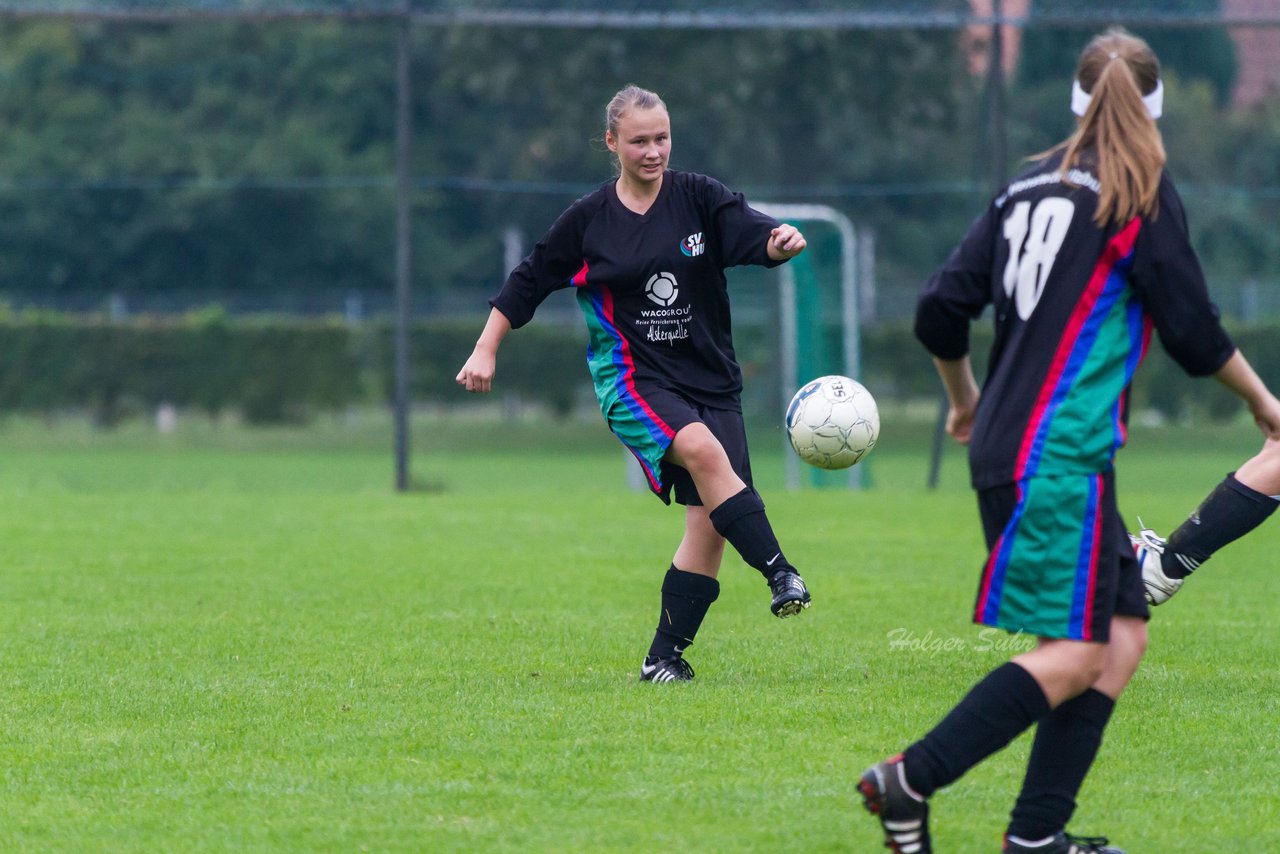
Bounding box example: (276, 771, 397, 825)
(1041, 28, 1166, 227)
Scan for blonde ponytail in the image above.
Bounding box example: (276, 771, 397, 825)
(1043, 29, 1166, 226)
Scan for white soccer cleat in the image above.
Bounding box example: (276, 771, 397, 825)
(1128, 525, 1183, 606)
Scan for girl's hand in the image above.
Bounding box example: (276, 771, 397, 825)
(768, 224, 807, 260)
(1249, 393, 1280, 440)
(947, 398, 979, 445)
(456, 347, 497, 393)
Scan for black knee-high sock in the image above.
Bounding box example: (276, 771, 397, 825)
(1006, 688, 1115, 841)
(1163, 473, 1278, 579)
(902, 662, 1051, 798)
(647, 566, 720, 661)
(708, 487, 793, 580)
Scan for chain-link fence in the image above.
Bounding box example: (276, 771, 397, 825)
(0, 1, 1276, 321)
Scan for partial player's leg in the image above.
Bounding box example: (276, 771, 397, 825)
(596, 389, 724, 682)
(1132, 442, 1280, 604)
(671, 504, 727, 577)
(664, 421, 747, 508)
(1235, 437, 1280, 492)
(861, 639, 1110, 854)
(665, 420, 811, 617)
(860, 658, 1054, 854)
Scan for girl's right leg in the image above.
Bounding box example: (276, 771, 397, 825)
(860, 641, 1106, 854)
(672, 504, 727, 578)
(643, 506, 725, 679)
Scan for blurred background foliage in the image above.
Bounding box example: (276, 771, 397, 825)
(0, 9, 1274, 318)
(0, 4, 1277, 425)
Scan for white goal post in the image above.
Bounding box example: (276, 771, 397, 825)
(756, 203, 864, 490)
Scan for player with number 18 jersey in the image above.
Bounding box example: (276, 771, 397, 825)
(861, 32, 1256, 854)
(918, 150, 1234, 494)
(916, 149, 1235, 642)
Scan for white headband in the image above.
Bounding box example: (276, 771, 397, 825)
(1072, 78, 1163, 120)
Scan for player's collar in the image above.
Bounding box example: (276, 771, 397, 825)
(1071, 78, 1163, 120)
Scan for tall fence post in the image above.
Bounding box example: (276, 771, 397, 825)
(393, 13, 413, 492)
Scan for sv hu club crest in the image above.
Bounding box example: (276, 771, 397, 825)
(680, 232, 705, 257)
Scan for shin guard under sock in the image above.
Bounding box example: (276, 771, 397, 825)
(1163, 472, 1278, 579)
(647, 566, 720, 660)
(708, 487, 792, 580)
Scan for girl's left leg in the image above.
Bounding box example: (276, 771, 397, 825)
(666, 422, 810, 616)
(1004, 615, 1148, 848)
(860, 642, 1076, 854)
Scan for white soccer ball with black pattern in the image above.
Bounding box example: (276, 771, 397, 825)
(785, 375, 879, 470)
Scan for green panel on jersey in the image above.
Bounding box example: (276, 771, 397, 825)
(1036, 293, 1136, 476)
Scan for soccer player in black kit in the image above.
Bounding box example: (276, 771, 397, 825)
(456, 85, 811, 684)
(857, 29, 1280, 854)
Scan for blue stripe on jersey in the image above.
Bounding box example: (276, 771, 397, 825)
(1111, 294, 1149, 453)
(583, 288, 671, 447)
(1020, 251, 1134, 479)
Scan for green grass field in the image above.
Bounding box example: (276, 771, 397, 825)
(2, 409, 1278, 852)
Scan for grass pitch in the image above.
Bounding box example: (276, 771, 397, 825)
(2, 411, 1277, 852)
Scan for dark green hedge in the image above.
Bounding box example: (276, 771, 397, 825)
(0, 310, 360, 425)
(857, 322, 1280, 424)
(378, 319, 1280, 425)
(1, 311, 1275, 426)
(367, 321, 589, 417)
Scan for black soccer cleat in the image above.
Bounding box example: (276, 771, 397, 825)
(1003, 831, 1125, 853)
(639, 655, 695, 683)
(769, 569, 812, 617)
(859, 755, 931, 853)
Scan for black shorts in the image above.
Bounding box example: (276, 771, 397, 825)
(974, 470, 1149, 642)
(602, 383, 752, 507)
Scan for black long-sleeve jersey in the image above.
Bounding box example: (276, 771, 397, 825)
(916, 152, 1236, 490)
(490, 170, 782, 412)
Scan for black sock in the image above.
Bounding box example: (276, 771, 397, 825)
(1006, 688, 1115, 841)
(1162, 473, 1278, 579)
(708, 487, 793, 580)
(902, 662, 1050, 798)
(647, 566, 720, 661)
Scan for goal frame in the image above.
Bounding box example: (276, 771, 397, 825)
(756, 203, 864, 490)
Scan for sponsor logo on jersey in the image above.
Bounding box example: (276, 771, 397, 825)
(645, 272, 680, 307)
(680, 232, 705, 257)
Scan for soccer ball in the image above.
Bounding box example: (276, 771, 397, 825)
(785, 375, 880, 470)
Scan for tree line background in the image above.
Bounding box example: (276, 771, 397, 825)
(0, 2, 1276, 323)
